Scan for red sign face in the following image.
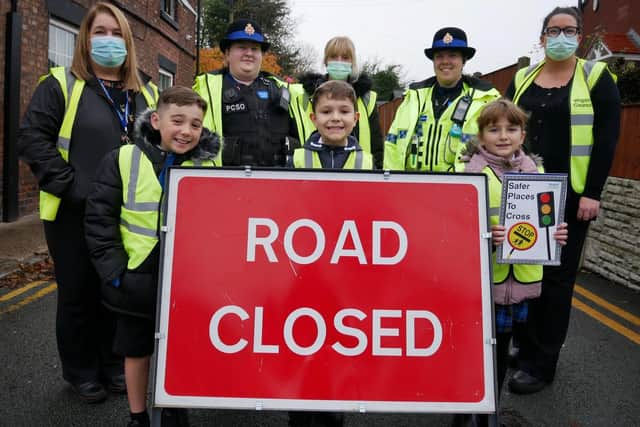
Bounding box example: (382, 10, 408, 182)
(156, 171, 492, 410)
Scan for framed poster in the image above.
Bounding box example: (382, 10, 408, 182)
(497, 173, 567, 265)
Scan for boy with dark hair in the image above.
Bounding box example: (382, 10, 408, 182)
(290, 80, 372, 170)
(85, 86, 219, 426)
(288, 80, 370, 427)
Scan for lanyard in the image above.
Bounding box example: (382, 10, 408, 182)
(97, 79, 130, 133)
(158, 153, 176, 191)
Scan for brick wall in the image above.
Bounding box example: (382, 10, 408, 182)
(1, 0, 196, 219)
(583, 177, 640, 290)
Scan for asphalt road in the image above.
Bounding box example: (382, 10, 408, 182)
(1, 271, 638, 427)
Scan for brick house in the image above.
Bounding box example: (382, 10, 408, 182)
(0, 0, 198, 222)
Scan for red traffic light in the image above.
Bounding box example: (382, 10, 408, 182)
(539, 193, 551, 204)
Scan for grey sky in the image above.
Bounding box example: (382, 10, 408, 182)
(291, 0, 573, 84)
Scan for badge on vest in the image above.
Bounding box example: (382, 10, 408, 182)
(225, 102, 247, 113)
(256, 90, 269, 100)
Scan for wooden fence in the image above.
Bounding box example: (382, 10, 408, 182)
(611, 104, 640, 180)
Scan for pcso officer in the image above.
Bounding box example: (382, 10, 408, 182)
(384, 27, 500, 172)
(193, 19, 300, 166)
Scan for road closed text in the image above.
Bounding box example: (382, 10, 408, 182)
(246, 218, 408, 265)
(209, 306, 443, 357)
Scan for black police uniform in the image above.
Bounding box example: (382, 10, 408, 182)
(221, 71, 297, 166)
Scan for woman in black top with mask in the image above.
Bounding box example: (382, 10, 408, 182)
(506, 6, 620, 394)
(18, 2, 158, 403)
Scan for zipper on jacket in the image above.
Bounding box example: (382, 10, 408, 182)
(423, 122, 434, 170)
(433, 121, 444, 170)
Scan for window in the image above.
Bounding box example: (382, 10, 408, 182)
(161, 0, 176, 19)
(48, 19, 78, 68)
(159, 68, 175, 91)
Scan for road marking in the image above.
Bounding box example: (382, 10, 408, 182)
(0, 280, 49, 302)
(574, 284, 640, 326)
(0, 283, 57, 316)
(572, 297, 640, 345)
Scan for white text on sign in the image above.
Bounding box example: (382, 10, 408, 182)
(209, 306, 443, 357)
(246, 218, 408, 265)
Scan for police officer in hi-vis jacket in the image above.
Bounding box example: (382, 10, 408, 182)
(384, 27, 500, 172)
(193, 19, 301, 167)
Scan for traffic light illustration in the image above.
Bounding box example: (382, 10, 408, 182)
(537, 191, 556, 227)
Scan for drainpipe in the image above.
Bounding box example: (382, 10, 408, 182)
(3, 0, 21, 222)
(195, 0, 201, 76)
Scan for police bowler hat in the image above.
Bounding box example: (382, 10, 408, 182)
(219, 19, 270, 52)
(424, 27, 476, 60)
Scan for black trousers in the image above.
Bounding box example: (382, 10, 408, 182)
(43, 204, 122, 384)
(517, 192, 590, 382)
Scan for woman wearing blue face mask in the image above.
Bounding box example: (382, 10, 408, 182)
(506, 6, 620, 395)
(293, 36, 384, 168)
(18, 2, 158, 405)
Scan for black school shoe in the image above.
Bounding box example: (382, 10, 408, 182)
(507, 369, 548, 394)
(70, 381, 108, 403)
(105, 373, 127, 394)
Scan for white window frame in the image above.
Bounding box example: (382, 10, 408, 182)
(159, 68, 175, 91)
(48, 19, 79, 68)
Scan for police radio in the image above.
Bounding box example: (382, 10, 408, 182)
(278, 86, 291, 111)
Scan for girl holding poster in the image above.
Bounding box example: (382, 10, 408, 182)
(457, 99, 568, 405)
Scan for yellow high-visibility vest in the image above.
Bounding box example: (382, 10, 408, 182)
(384, 82, 500, 172)
(118, 144, 214, 269)
(512, 58, 615, 194)
(39, 67, 158, 221)
(292, 148, 373, 170)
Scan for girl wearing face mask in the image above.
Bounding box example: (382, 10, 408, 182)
(18, 2, 158, 405)
(294, 36, 384, 168)
(505, 6, 620, 395)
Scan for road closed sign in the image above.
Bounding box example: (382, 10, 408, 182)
(153, 169, 495, 414)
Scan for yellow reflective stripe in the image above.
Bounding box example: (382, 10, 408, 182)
(57, 79, 84, 161)
(355, 151, 364, 169)
(124, 146, 160, 212)
(304, 149, 315, 168)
